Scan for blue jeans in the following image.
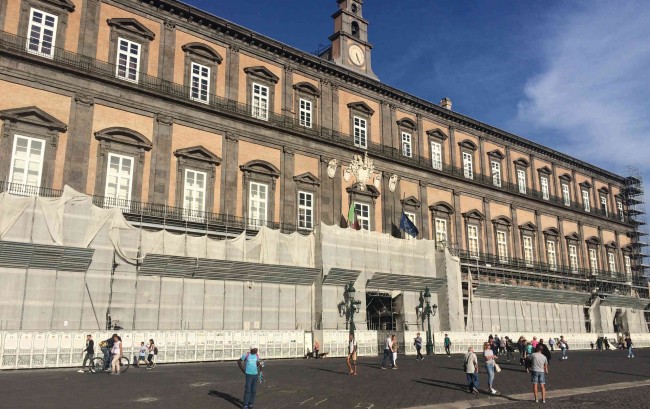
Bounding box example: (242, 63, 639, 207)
(466, 372, 479, 392)
(101, 347, 111, 370)
(628, 346, 634, 357)
(485, 363, 495, 388)
(561, 348, 567, 358)
(243, 374, 259, 407)
(382, 348, 394, 368)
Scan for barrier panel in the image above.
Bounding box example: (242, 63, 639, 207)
(321, 330, 377, 357)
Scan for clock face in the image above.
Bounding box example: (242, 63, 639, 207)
(348, 45, 365, 66)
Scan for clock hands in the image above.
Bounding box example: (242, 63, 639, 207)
(355, 54, 361, 64)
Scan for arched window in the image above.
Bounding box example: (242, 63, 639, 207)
(351, 21, 360, 38)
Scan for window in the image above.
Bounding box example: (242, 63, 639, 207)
(354, 202, 370, 231)
(467, 224, 479, 257)
(299, 99, 312, 128)
(541, 176, 550, 200)
(569, 245, 579, 273)
(462, 152, 473, 179)
(404, 212, 416, 240)
(491, 161, 501, 187)
(607, 253, 616, 274)
(190, 62, 210, 103)
(582, 190, 591, 212)
(116, 38, 141, 82)
(248, 182, 268, 228)
(402, 132, 412, 158)
(497, 230, 508, 263)
(617, 200, 624, 221)
(517, 169, 527, 194)
(600, 196, 608, 216)
(252, 83, 270, 120)
(104, 153, 134, 209)
(624, 255, 632, 276)
(26, 8, 58, 58)
(547, 240, 557, 271)
(182, 169, 206, 221)
(589, 248, 598, 274)
(298, 191, 314, 230)
(562, 184, 571, 206)
(353, 116, 367, 149)
(523, 236, 534, 266)
(8, 135, 45, 195)
(435, 218, 447, 247)
(431, 141, 442, 170)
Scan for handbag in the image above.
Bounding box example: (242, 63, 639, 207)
(494, 363, 501, 373)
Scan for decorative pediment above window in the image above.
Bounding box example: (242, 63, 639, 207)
(518, 222, 537, 232)
(346, 182, 380, 199)
(543, 227, 560, 237)
(487, 149, 505, 160)
(492, 216, 512, 228)
(174, 146, 222, 165)
(605, 241, 617, 250)
(292, 82, 320, 97)
(400, 195, 421, 209)
(585, 236, 600, 246)
(181, 43, 223, 63)
(0, 106, 67, 133)
(598, 186, 610, 194)
(240, 160, 280, 178)
(458, 139, 477, 151)
(347, 101, 375, 116)
(243, 66, 280, 84)
(565, 232, 580, 242)
(461, 209, 484, 222)
(94, 127, 152, 150)
(107, 18, 155, 40)
(426, 128, 448, 141)
(396, 118, 417, 131)
(621, 244, 634, 254)
(579, 181, 592, 189)
(41, 0, 76, 12)
(513, 158, 530, 168)
(559, 173, 572, 182)
(537, 166, 552, 175)
(429, 201, 454, 215)
(293, 172, 321, 187)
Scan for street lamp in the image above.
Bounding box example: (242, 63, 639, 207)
(420, 287, 438, 355)
(339, 282, 362, 336)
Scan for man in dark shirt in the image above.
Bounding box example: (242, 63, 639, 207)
(79, 335, 95, 373)
(101, 334, 117, 371)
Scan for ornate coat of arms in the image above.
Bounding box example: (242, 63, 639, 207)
(348, 152, 375, 191)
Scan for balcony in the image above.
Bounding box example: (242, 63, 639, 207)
(0, 30, 633, 226)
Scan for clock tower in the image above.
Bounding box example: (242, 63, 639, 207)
(326, 0, 379, 80)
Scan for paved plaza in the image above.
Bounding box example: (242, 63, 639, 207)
(0, 349, 648, 409)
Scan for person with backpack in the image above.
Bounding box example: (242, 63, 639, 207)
(238, 345, 263, 409)
(147, 339, 157, 369)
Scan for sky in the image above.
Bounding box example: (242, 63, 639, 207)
(189, 0, 650, 248)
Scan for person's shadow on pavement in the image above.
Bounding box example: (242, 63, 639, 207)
(208, 390, 243, 408)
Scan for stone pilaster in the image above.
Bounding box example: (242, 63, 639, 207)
(281, 147, 296, 228)
(331, 84, 340, 133)
(505, 146, 513, 187)
(226, 45, 240, 101)
(158, 19, 177, 81)
(558, 216, 566, 267)
(535, 210, 543, 262)
(478, 137, 485, 179)
(62, 93, 95, 191)
(221, 132, 240, 216)
(416, 113, 424, 159)
(148, 114, 174, 204)
(77, 0, 101, 58)
(577, 221, 586, 268)
(448, 125, 457, 168)
(598, 226, 607, 271)
(418, 180, 429, 240)
(320, 80, 333, 135)
(453, 191, 462, 249)
(380, 102, 392, 148)
(282, 65, 294, 118)
(483, 198, 492, 255)
(511, 205, 520, 259)
(530, 154, 537, 192)
(551, 162, 559, 198)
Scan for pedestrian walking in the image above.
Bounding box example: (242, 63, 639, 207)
(548, 337, 555, 352)
(559, 336, 568, 360)
(110, 334, 122, 375)
(100, 334, 117, 371)
(147, 339, 157, 368)
(381, 334, 395, 369)
(494, 334, 500, 354)
(626, 336, 634, 358)
(391, 335, 399, 369)
(538, 339, 552, 364)
(78, 334, 94, 373)
(464, 347, 479, 394)
(136, 342, 147, 366)
(596, 337, 603, 351)
(313, 341, 320, 358)
(483, 342, 499, 395)
(498, 337, 506, 356)
(505, 337, 515, 361)
(414, 332, 424, 361)
(531, 336, 538, 349)
(604, 337, 611, 350)
(238, 345, 263, 409)
(444, 334, 452, 356)
(530, 344, 549, 403)
(347, 334, 358, 375)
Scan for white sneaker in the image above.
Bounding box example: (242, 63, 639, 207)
(491, 388, 498, 395)
(77, 369, 85, 373)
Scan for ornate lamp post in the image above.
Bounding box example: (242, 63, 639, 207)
(339, 282, 362, 336)
(420, 287, 438, 355)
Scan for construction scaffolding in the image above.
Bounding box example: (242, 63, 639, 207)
(624, 167, 649, 300)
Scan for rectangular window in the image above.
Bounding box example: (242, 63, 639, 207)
(104, 153, 134, 209)
(523, 236, 534, 266)
(491, 161, 501, 187)
(589, 248, 598, 274)
(431, 142, 442, 170)
(183, 169, 206, 221)
(541, 176, 550, 200)
(404, 212, 416, 240)
(569, 244, 579, 273)
(354, 202, 370, 231)
(600, 196, 608, 216)
(298, 191, 314, 230)
(607, 252, 616, 274)
(582, 190, 591, 212)
(248, 182, 268, 229)
(9, 135, 45, 196)
(617, 200, 624, 221)
(353, 116, 367, 149)
(190, 62, 210, 103)
(467, 224, 479, 257)
(116, 38, 141, 82)
(299, 99, 312, 128)
(496, 230, 508, 263)
(562, 184, 571, 206)
(462, 152, 473, 180)
(517, 169, 527, 194)
(435, 218, 447, 247)
(251, 83, 269, 120)
(546, 240, 557, 271)
(401, 132, 412, 158)
(26, 8, 57, 58)
(624, 255, 632, 276)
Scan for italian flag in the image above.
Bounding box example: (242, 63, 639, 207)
(347, 202, 360, 230)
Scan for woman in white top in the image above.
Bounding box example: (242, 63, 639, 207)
(391, 335, 399, 368)
(483, 342, 498, 395)
(110, 334, 122, 375)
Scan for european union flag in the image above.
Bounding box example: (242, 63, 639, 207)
(399, 212, 419, 238)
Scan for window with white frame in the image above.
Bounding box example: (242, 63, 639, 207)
(491, 161, 501, 187)
(402, 132, 412, 158)
(541, 176, 550, 200)
(104, 153, 134, 209)
(251, 83, 269, 120)
(431, 141, 442, 170)
(496, 230, 508, 263)
(517, 169, 527, 194)
(607, 252, 616, 274)
(523, 236, 534, 266)
(582, 190, 591, 212)
(617, 200, 624, 221)
(183, 169, 206, 221)
(354, 202, 370, 231)
(435, 218, 447, 247)
(462, 152, 473, 179)
(299, 99, 312, 128)
(404, 211, 416, 240)
(600, 196, 608, 216)
(467, 224, 479, 257)
(569, 244, 579, 273)
(562, 184, 571, 206)
(190, 62, 210, 103)
(353, 116, 367, 149)
(116, 38, 141, 82)
(547, 240, 557, 271)
(26, 8, 58, 58)
(298, 191, 314, 230)
(589, 248, 598, 274)
(248, 181, 268, 228)
(9, 135, 45, 195)
(624, 255, 632, 276)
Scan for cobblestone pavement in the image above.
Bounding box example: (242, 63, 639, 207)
(0, 349, 647, 409)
